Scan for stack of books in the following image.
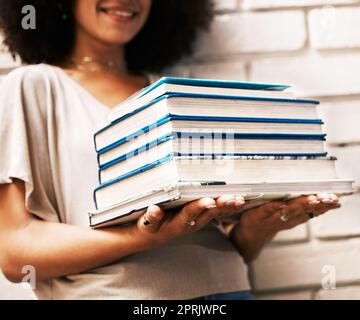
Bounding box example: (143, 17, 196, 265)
(89, 77, 354, 228)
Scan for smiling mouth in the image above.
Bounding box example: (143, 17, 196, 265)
(97, 7, 139, 20)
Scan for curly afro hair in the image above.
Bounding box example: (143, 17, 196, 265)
(0, 0, 214, 73)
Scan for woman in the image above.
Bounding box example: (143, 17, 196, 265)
(0, 0, 340, 300)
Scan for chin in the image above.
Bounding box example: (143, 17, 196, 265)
(98, 32, 137, 46)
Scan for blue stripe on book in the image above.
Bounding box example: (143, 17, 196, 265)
(94, 155, 174, 210)
(163, 92, 319, 105)
(98, 122, 326, 156)
(100, 134, 174, 171)
(130, 77, 291, 101)
(95, 93, 321, 135)
(173, 152, 328, 157)
(97, 115, 171, 154)
(96, 114, 324, 154)
(176, 132, 326, 140)
(98, 131, 326, 170)
(95, 95, 168, 136)
(160, 77, 290, 90)
(167, 114, 323, 124)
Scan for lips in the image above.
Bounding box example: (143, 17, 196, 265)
(98, 8, 137, 18)
(97, 1, 139, 20)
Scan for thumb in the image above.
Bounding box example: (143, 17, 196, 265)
(137, 205, 165, 234)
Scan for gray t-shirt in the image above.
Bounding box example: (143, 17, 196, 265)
(0, 64, 250, 300)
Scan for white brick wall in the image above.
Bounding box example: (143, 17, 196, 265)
(243, 0, 360, 10)
(309, 7, 360, 49)
(195, 11, 306, 57)
(1, 0, 360, 300)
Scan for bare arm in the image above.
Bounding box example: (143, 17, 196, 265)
(0, 180, 159, 282)
(0, 180, 246, 283)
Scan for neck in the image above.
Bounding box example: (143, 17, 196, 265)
(69, 28, 128, 73)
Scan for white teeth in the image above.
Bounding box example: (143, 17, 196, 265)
(103, 9, 134, 17)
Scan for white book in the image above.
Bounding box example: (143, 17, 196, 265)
(96, 117, 325, 155)
(98, 136, 327, 183)
(108, 77, 294, 123)
(89, 179, 354, 228)
(94, 156, 341, 210)
(95, 95, 321, 152)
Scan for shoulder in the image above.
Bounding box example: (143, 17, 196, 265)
(0, 64, 61, 116)
(3, 63, 59, 88)
(0, 64, 63, 107)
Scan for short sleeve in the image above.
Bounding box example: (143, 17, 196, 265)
(0, 66, 60, 222)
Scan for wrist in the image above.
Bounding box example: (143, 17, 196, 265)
(125, 224, 166, 252)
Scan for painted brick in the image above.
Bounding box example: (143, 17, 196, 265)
(194, 11, 306, 58)
(328, 145, 360, 186)
(189, 61, 247, 81)
(309, 7, 360, 50)
(311, 193, 360, 239)
(243, 0, 360, 10)
(251, 238, 360, 291)
(315, 286, 360, 299)
(273, 224, 309, 244)
(250, 53, 360, 97)
(319, 99, 360, 144)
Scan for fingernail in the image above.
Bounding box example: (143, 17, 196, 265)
(206, 205, 217, 210)
(147, 206, 159, 219)
(308, 195, 320, 205)
(308, 199, 321, 205)
(279, 205, 288, 209)
(322, 198, 334, 204)
(235, 200, 245, 207)
(317, 193, 328, 199)
(226, 200, 236, 206)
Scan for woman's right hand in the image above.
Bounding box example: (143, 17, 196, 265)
(136, 195, 246, 247)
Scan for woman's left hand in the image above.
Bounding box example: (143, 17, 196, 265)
(226, 193, 341, 263)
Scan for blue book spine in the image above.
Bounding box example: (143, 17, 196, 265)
(94, 155, 174, 210)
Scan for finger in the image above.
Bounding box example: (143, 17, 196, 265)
(195, 197, 247, 227)
(265, 197, 308, 226)
(251, 201, 288, 221)
(286, 198, 341, 225)
(211, 195, 246, 218)
(137, 205, 165, 234)
(283, 196, 312, 219)
(316, 193, 339, 205)
(283, 194, 333, 220)
(312, 202, 341, 217)
(306, 193, 340, 217)
(216, 195, 245, 209)
(170, 198, 216, 233)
